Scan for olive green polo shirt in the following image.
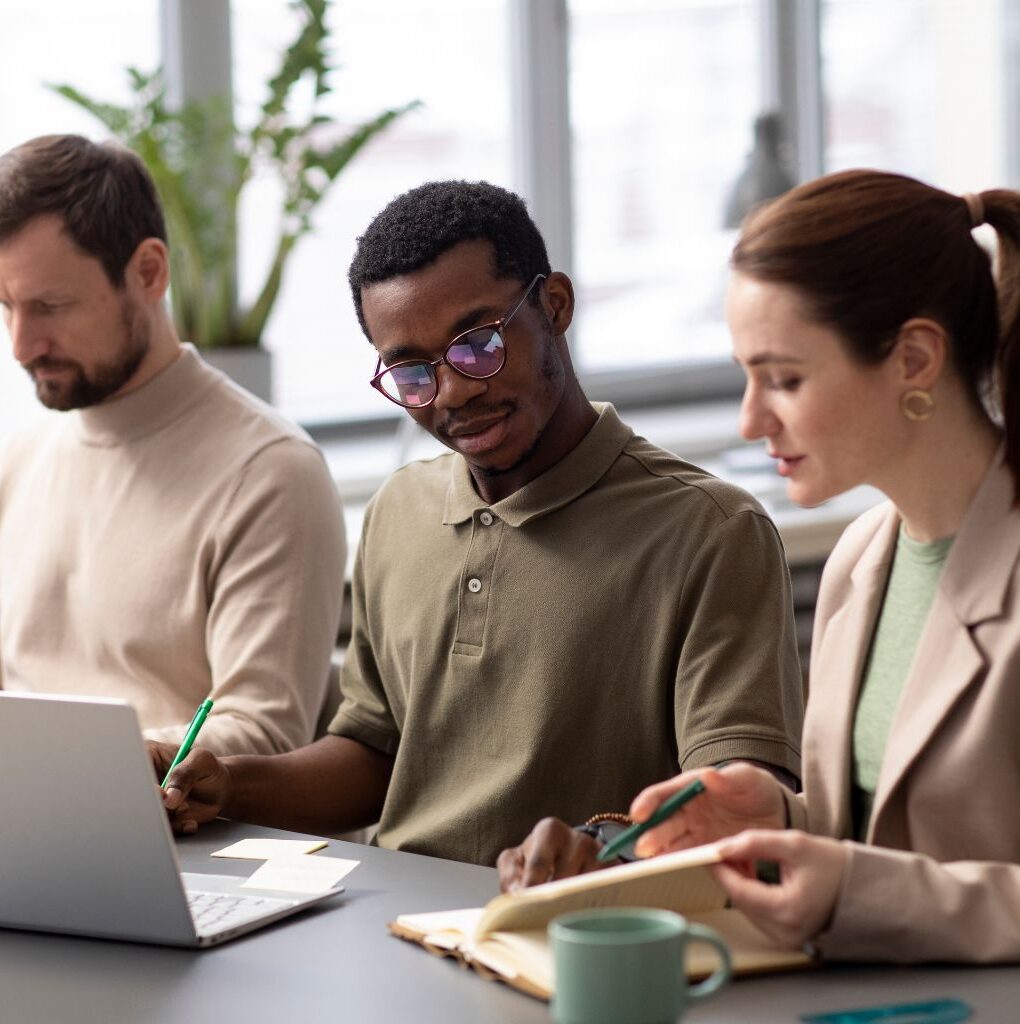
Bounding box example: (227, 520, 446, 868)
(331, 403, 803, 865)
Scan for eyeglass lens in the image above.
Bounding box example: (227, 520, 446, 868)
(376, 327, 506, 406)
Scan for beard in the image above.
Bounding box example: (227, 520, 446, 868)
(25, 300, 150, 411)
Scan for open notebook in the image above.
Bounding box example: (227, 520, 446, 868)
(390, 843, 813, 1000)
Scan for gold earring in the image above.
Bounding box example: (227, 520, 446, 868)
(901, 389, 934, 422)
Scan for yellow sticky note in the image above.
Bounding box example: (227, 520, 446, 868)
(211, 838, 328, 860)
(241, 856, 359, 894)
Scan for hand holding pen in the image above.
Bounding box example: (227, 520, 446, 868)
(626, 763, 787, 859)
(146, 698, 231, 836)
(597, 779, 707, 862)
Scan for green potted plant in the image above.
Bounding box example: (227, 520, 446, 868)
(51, 0, 418, 400)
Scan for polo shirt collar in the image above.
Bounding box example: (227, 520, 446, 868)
(442, 402, 632, 527)
(73, 344, 214, 446)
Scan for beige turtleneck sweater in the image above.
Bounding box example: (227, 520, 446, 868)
(0, 345, 345, 755)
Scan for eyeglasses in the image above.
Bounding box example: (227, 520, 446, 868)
(369, 274, 546, 409)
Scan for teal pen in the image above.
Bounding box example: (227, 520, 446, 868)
(596, 778, 706, 862)
(800, 998, 972, 1024)
(161, 699, 214, 788)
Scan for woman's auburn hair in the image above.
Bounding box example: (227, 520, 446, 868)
(732, 168, 1020, 500)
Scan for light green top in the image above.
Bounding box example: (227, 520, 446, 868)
(852, 526, 954, 837)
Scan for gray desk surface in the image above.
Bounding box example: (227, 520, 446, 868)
(1, 820, 1015, 1023)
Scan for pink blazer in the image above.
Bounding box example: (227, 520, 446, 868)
(786, 452, 1020, 961)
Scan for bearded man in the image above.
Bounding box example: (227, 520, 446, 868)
(0, 135, 345, 755)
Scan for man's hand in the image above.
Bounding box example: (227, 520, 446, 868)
(629, 763, 786, 858)
(710, 830, 848, 949)
(147, 740, 232, 834)
(497, 817, 608, 892)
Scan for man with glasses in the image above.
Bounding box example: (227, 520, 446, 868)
(156, 180, 803, 866)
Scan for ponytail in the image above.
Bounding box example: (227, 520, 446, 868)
(980, 190, 1020, 501)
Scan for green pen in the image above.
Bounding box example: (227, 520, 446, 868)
(161, 699, 214, 788)
(596, 778, 706, 863)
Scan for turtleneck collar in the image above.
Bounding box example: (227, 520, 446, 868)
(72, 344, 214, 447)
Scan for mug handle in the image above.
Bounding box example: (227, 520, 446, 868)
(681, 923, 733, 1003)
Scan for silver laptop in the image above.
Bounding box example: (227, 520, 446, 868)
(0, 692, 340, 947)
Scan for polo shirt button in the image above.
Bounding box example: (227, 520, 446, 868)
(479, 511, 494, 526)
(467, 577, 483, 593)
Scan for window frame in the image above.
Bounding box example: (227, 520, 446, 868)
(45, 0, 1020, 438)
(159, 0, 817, 438)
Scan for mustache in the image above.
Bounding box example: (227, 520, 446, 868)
(435, 400, 517, 441)
(24, 356, 79, 374)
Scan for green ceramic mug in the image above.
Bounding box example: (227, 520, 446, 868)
(549, 907, 732, 1024)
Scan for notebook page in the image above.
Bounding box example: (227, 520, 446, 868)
(477, 843, 727, 937)
(392, 907, 485, 946)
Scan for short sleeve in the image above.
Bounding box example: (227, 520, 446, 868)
(673, 509, 804, 778)
(328, 500, 401, 757)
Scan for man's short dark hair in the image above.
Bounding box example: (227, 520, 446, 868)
(348, 180, 551, 337)
(0, 134, 167, 287)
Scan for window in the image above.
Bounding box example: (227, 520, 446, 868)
(822, 0, 1011, 189)
(1, 0, 1019, 443)
(232, 0, 513, 423)
(568, 1, 758, 375)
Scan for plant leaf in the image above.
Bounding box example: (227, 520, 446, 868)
(49, 7, 419, 349)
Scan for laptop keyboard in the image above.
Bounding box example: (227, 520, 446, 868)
(188, 890, 294, 935)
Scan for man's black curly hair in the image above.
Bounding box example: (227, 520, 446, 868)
(348, 179, 551, 338)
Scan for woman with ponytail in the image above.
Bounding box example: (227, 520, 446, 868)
(500, 169, 1020, 963)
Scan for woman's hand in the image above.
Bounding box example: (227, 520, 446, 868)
(629, 762, 786, 858)
(710, 829, 848, 949)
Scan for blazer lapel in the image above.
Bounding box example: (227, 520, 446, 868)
(867, 606, 985, 839)
(806, 512, 897, 839)
(869, 453, 1020, 836)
